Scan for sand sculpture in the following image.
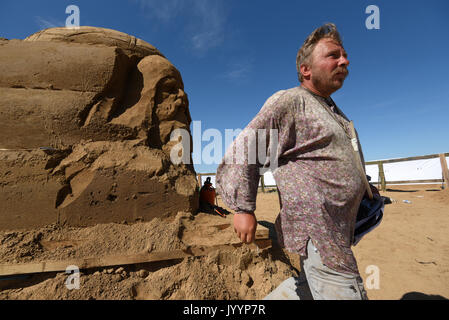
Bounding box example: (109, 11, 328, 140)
(0, 27, 198, 230)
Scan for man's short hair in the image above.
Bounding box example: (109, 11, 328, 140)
(296, 23, 343, 83)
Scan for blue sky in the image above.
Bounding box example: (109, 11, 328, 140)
(1, 0, 448, 173)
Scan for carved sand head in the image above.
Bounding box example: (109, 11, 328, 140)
(142, 55, 190, 123)
(130, 55, 191, 148)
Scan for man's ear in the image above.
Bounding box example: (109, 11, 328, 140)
(300, 63, 311, 80)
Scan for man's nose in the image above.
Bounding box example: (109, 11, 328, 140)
(339, 55, 349, 67)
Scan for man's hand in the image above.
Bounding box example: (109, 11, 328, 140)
(233, 212, 257, 244)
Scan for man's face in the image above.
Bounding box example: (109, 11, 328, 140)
(308, 38, 349, 95)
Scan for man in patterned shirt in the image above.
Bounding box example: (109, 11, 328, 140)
(216, 23, 373, 299)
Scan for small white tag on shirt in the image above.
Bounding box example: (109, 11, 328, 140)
(351, 138, 359, 152)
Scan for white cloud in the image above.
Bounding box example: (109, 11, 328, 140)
(191, 30, 223, 51)
(188, 0, 226, 52)
(136, 0, 184, 23)
(35, 16, 65, 29)
(136, 0, 227, 53)
(221, 59, 253, 83)
(367, 98, 401, 110)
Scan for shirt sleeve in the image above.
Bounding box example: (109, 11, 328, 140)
(216, 90, 295, 213)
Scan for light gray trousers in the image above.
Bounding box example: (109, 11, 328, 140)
(264, 240, 368, 300)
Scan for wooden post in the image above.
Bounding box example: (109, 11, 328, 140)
(378, 162, 386, 192)
(197, 174, 202, 188)
(0, 238, 272, 277)
(260, 175, 265, 193)
(439, 154, 449, 191)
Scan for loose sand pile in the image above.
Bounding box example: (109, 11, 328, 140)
(0, 212, 297, 300)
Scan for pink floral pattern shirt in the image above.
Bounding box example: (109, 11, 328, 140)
(216, 86, 366, 275)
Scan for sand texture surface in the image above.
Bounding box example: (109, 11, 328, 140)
(0, 212, 297, 300)
(0, 184, 447, 300)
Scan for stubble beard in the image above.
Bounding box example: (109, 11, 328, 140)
(312, 68, 348, 96)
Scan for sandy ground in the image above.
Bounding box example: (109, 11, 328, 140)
(0, 184, 447, 300)
(0, 211, 297, 300)
(224, 184, 449, 300)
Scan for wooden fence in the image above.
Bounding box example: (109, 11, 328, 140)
(365, 153, 449, 191)
(197, 153, 449, 192)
